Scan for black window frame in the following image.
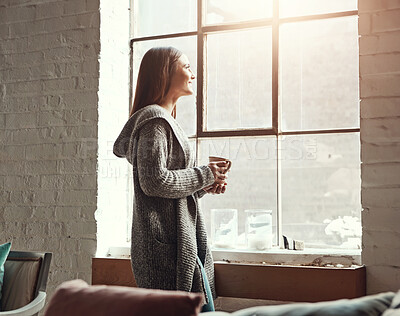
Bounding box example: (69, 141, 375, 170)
(129, 0, 360, 248)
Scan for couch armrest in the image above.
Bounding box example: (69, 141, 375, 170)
(0, 291, 46, 316)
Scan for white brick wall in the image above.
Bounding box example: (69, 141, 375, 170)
(359, 0, 400, 293)
(0, 0, 100, 307)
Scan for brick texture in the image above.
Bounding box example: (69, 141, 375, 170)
(0, 0, 99, 310)
(360, 1, 400, 294)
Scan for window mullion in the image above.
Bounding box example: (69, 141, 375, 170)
(196, 0, 204, 138)
(272, 0, 279, 134)
(273, 0, 282, 248)
(276, 135, 283, 248)
(195, 0, 203, 164)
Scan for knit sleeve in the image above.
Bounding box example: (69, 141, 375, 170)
(136, 120, 215, 199)
(196, 189, 208, 199)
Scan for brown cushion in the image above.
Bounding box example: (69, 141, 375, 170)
(44, 279, 203, 316)
(2, 257, 41, 311)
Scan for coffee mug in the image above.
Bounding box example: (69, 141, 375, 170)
(208, 156, 232, 173)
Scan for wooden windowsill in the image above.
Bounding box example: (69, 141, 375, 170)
(92, 257, 366, 302)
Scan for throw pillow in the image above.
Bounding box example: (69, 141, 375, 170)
(44, 279, 204, 316)
(0, 242, 12, 311)
(382, 290, 400, 316)
(231, 292, 395, 316)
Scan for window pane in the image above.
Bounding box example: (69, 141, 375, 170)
(188, 138, 197, 157)
(280, 16, 359, 131)
(206, 0, 272, 25)
(132, 36, 197, 136)
(198, 137, 278, 248)
(281, 133, 361, 249)
(206, 28, 272, 131)
(280, 0, 357, 18)
(133, 0, 196, 38)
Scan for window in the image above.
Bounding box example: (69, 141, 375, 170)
(130, 0, 360, 253)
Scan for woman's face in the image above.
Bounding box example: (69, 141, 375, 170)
(169, 54, 196, 98)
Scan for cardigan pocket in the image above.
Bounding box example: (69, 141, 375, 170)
(150, 220, 178, 245)
(153, 235, 177, 246)
(151, 237, 177, 260)
(149, 238, 178, 290)
(149, 204, 178, 245)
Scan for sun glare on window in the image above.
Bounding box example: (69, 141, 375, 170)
(206, 0, 272, 24)
(280, 0, 357, 17)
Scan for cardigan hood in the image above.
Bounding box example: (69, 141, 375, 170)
(113, 104, 190, 166)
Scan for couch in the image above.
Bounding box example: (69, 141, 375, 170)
(43, 279, 400, 316)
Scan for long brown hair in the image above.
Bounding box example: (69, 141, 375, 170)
(129, 47, 182, 118)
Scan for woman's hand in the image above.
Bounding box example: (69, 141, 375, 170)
(208, 162, 229, 185)
(203, 183, 227, 195)
(205, 161, 229, 195)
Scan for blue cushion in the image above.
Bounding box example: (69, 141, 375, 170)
(232, 292, 395, 316)
(0, 242, 12, 311)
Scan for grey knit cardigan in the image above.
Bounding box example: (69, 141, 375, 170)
(113, 104, 217, 302)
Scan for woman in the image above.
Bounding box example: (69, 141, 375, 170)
(113, 47, 229, 312)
